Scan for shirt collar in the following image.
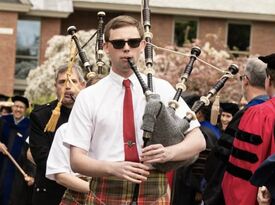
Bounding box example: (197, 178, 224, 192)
(13, 116, 25, 125)
(109, 69, 141, 88)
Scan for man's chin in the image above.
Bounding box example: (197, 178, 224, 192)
(62, 98, 74, 108)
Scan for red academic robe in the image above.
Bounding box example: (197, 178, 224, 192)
(222, 97, 275, 205)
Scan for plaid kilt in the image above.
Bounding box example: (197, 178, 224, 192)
(86, 170, 169, 205)
(59, 176, 91, 205)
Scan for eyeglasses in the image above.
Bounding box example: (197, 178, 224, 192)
(108, 38, 142, 49)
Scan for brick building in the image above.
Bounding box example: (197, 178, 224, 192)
(0, 0, 275, 95)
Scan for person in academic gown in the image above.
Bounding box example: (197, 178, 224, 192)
(203, 57, 269, 205)
(222, 53, 275, 205)
(0, 96, 32, 205)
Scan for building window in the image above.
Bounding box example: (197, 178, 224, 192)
(15, 18, 41, 80)
(227, 23, 251, 53)
(174, 19, 197, 47)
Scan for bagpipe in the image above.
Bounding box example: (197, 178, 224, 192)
(128, 56, 238, 172)
(129, 51, 238, 205)
(67, 11, 106, 81)
(44, 11, 106, 132)
(126, 0, 238, 174)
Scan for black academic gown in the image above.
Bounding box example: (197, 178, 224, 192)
(250, 154, 275, 205)
(29, 100, 71, 205)
(171, 125, 218, 205)
(0, 115, 31, 205)
(10, 141, 36, 205)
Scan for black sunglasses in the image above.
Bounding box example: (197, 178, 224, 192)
(108, 38, 142, 49)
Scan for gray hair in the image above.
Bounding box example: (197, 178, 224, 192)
(55, 64, 85, 83)
(245, 58, 267, 88)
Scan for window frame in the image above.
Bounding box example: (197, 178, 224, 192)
(15, 16, 41, 92)
(226, 20, 252, 56)
(173, 16, 199, 47)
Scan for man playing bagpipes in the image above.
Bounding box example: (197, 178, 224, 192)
(63, 15, 206, 205)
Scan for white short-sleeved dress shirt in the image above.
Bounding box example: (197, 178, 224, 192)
(63, 70, 200, 162)
(46, 123, 74, 181)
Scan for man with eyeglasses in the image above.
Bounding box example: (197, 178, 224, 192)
(64, 15, 206, 204)
(221, 53, 275, 205)
(203, 58, 269, 205)
(0, 95, 35, 205)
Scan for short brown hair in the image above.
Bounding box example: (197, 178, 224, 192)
(104, 15, 144, 42)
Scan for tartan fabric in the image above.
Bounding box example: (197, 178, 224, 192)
(59, 176, 90, 205)
(59, 190, 87, 205)
(86, 171, 169, 205)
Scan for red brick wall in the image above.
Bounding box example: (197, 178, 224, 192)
(125, 12, 174, 46)
(40, 18, 61, 63)
(151, 14, 173, 46)
(198, 17, 227, 50)
(251, 21, 275, 55)
(61, 10, 122, 35)
(61, 10, 173, 47)
(0, 11, 17, 96)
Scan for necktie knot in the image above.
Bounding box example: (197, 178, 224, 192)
(123, 79, 131, 88)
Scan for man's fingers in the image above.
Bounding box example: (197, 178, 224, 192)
(126, 163, 150, 177)
(142, 144, 162, 152)
(124, 175, 142, 184)
(141, 148, 164, 157)
(126, 170, 148, 181)
(142, 156, 164, 164)
(121, 162, 151, 183)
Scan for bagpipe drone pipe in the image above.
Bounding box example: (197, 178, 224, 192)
(67, 11, 106, 81)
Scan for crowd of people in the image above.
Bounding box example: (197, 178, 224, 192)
(0, 14, 275, 205)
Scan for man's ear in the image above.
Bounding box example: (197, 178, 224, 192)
(80, 81, 86, 88)
(267, 76, 272, 86)
(243, 77, 249, 86)
(103, 42, 109, 54)
(140, 39, 146, 50)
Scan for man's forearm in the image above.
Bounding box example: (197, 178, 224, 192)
(70, 147, 112, 177)
(55, 173, 89, 193)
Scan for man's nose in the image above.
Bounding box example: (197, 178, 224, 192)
(123, 42, 130, 50)
(65, 81, 71, 89)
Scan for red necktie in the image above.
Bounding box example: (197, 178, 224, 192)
(123, 79, 139, 162)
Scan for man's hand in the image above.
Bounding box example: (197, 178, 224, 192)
(24, 175, 35, 186)
(140, 144, 173, 164)
(257, 186, 271, 205)
(0, 142, 8, 155)
(110, 161, 150, 184)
